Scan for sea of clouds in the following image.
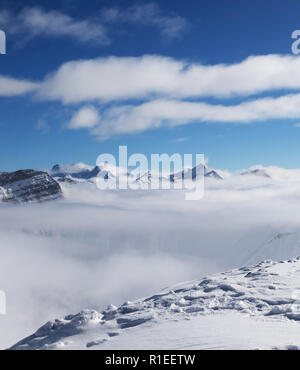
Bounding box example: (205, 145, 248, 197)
(2, 167, 300, 349)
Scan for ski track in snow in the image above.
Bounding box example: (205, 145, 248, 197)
(10, 257, 300, 350)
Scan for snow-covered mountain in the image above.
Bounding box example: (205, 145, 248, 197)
(240, 167, 271, 178)
(52, 161, 300, 185)
(10, 257, 300, 350)
(135, 171, 152, 184)
(50, 162, 224, 184)
(171, 163, 223, 181)
(135, 171, 171, 185)
(51, 163, 108, 180)
(0, 170, 62, 203)
(50, 162, 138, 184)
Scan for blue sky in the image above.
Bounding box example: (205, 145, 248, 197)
(1, 0, 300, 171)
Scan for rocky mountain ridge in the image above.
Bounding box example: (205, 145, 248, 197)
(0, 169, 62, 203)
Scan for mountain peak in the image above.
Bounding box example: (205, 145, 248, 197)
(240, 166, 271, 178)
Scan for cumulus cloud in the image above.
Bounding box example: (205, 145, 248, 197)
(67, 105, 100, 129)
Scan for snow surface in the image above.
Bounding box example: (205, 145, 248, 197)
(10, 258, 300, 350)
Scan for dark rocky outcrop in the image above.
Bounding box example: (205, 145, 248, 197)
(0, 169, 63, 203)
(170, 164, 223, 182)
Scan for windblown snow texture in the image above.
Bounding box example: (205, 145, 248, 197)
(10, 257, 300, 350)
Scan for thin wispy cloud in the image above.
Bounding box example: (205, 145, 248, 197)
(101, 3, 190, 40)
(172, 137, 188, 143)
(0, 3, 189, 47)
(0, 7, 110, 46)
(35, 119, 49, 134)
(89, 94, 300, 139)
(0, 75, 38, 96)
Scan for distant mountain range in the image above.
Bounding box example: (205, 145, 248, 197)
(240, 168, 271, 178)
(49, 162, 282, 186)
(50, 162, 225, 183)
(0, 163, 276, 204)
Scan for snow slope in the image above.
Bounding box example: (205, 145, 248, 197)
(10, 257, 300, 350)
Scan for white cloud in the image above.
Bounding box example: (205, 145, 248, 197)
(38, 54, 300, 104)
(67, 105, 100, 129)
(0, 4, 189, 47)
(101, 3, 190, 40)
(5, 53, 300, 103)
(0, 7, 110, 45)
(35, 119, 49, 133)
(172, 137, 188, 143)
(0, 75, 39, 96)
(5, 53, 300, 138)
(89, 94, 300, 139)
(38, 55, 182, 103)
